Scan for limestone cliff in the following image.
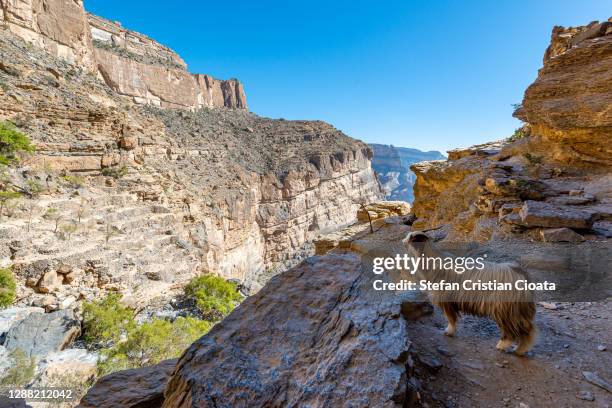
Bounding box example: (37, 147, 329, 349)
(88, 15, 247, 110)
(411, 18, 612, 242)
(0, 0, 247, 110)
(0, 10, 380, 315)
(370, 144, 444, 202)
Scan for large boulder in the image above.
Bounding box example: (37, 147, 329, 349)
(79, 359, 178, 408)
(161, 252, 425, 407)
(3, 309, 80, 358)
(36, 349, 98, 385)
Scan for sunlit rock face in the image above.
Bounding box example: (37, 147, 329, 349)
(411, 18, 612, 241)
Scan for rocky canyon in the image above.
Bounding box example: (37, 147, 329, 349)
(0, 0, 384, 399)
(0, 2, 610, 408)
(85, 15, 611, 408)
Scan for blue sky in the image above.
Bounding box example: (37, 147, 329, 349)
(85, 0, 610, 153)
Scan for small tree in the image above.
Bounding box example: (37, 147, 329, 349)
(44, 207, 62, 233)
(82, 293, 134, 344)
(184, 275, 243, 321)
(0, 121, 34, 165)
(76, 197, 88, 224)
(0, 191, 21, 220)
(59, 221, 77, 240)
(26, 202, 35, 233)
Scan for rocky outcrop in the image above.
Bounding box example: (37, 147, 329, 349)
(3, 309, 80, 357)
(88, 13, 247, 110)
(88, 14, 187, 70)
(514, 19, 612, 166)
(0, 0, 96, 71)
(370, 144, 444, 202)
(90, 15, 247, 110)
(411, 19, 612, 241)
(357, 201, 411, 222)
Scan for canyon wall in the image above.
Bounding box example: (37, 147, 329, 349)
(370, 144, 444, 202)
(0, 3, 380, 316)
(411, 18, 612, 241)
(0, 0, 247, 110)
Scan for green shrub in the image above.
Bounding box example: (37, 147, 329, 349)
(507, 127, 527, 143)
(0, 267, 16, 308)
(185, 275, 242, 321)
(0, 121, 34, 165)
(82, 293, 134, 344)
(61, 174, 85, 188)
(97, 317, 212, 376)
(26, 179, 44, 195)
(101, 165, 128, 179)
(0, 349, 36, 386)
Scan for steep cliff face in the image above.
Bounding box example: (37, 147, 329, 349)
(89, 15, 247, 110)
(0, 0, 247, 110)
(370, 144, 444, 202)
(0, 10, 379, 315)
(411, 18, 612, 241)
(0, 0, 96, 70)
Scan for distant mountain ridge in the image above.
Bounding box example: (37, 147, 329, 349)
(370, 144, 445, 202)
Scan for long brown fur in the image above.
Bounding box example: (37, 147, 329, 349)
(403, 231, 537, 356)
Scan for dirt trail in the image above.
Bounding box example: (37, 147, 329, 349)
(409, 301, 612, 408)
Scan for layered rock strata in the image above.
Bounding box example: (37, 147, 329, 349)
(411, 18, 612, 242)
(0, 0, 96, 70)
(0, 19, 380, 315)
(0, 0, 247, 110)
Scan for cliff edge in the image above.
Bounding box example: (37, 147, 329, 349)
(0, 0, 247, 110)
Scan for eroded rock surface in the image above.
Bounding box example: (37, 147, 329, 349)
(163, 252, 416, 407)
(411, 18, 612, 242)
(0, 8, 380, 313)
(79, 359, 177, 408)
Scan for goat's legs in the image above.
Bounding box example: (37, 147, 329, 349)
(441, 303, 458, 337)
(496, 330, 514, 351)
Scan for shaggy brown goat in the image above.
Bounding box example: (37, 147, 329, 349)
(403, 231, 537, 356)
